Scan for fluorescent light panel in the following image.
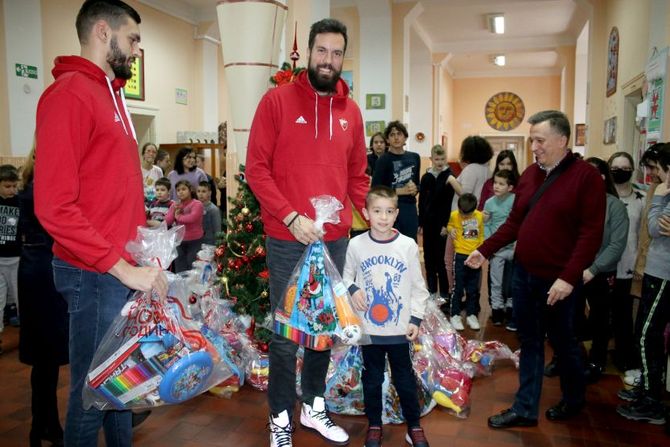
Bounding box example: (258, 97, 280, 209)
(493, 55, 506, 66)
(487, 14, 505, 34)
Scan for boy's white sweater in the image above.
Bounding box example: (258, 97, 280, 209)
(343, 230, 429, 344)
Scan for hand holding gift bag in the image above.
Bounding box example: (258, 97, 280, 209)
(273, 196, 369, 351)
(83, 224, 236, 410)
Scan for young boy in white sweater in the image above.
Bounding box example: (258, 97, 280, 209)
(343, 185, 430, 447)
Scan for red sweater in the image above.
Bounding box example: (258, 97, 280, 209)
(478, 153, 605, 286)
(246, 71, 368, 241)
(35, 56, 145, 273)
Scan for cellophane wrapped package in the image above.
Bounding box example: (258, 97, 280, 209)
(273, 196, 369, 351)
(83, 224, 236, 410)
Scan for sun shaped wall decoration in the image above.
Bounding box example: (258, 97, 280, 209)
(485, 91, 525, 131)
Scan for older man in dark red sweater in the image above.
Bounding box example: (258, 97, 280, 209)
(466, 110, 605, 428)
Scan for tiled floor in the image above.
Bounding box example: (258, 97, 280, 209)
(1, 318, 667, 446)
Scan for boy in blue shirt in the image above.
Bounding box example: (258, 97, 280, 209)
(483, 170, 516, 327)
(146, 177, 174, 228)
(196, 181, 222, 245)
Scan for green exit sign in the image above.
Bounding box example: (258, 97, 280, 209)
(15, 63, 38, 79)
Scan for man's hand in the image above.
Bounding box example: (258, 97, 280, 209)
(547, 278, 573, 306)
(109, 259, 168, 297)
(286, 214, 320, 245)
(406, 323, 420, 341)
(351, 290, 368, 312)
(658, 215, 670, 237)
(465, 250, 485, 269)
(582, 269, 594, 284)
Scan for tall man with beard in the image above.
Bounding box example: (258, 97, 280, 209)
(34, 1, 167, 445)
(247, 18, 368, 447)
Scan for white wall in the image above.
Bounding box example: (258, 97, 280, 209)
(408, 25, 432, 156)
(3, 0, 43, 155)
(573, 21, 589, 153)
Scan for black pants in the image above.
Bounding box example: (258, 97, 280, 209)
(582, 271, 616, 367)
(637, 274, 669, 398)
(174, 238, 203, 272)
(394, 202, 418, 241)
(422, 225, 448, 297)
(611, 278, 638, 369)
(266, 237, 348, 415)
(31, 363, 62, 437)
(362, 343, 421, 427)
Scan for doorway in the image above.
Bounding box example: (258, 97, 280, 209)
(483, 135, 528, 171)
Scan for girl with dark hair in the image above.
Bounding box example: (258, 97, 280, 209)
(167, 147, 207, 200)
(366, 132, 387, 176)
(450, 136, 494, 210)
(478, 149, 520, 210)
(165, 180, 204, 272)
(607, 151, 646, 372)
(579, 157, 629, 381)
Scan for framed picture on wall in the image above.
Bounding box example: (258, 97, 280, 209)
(575, 123, 586, 146)
(604, 117, 617, 144)
(365, 120, 385, 137)
(365, 93, 385, 109)
(606, 27, 619, 97)
(124, 49, 144, 101)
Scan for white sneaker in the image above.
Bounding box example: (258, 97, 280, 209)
(300, 396, 349, 445)
(450, 315, 464, 331)
(624, 369, 641, 386)
(269, 410, 293, 447)
(466, 315, 480, 330)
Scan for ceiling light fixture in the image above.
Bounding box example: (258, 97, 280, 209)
(487, 13, 505, 34)
(492, 55, 506, 66)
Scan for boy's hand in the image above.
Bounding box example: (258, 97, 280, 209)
(406, 323, 419, 341)
(582, 269, 594, 284)
(465, 250, 485, 269)
(449, 229, 458, 238)
(440, 226, 448, 237)
(351, 290, 368, 312)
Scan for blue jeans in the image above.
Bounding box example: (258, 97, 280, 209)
(511, 263, 584, 419)
(52, 258, 132, 447)
(451, 253, 481, 316)
(266, 237, 348, 415)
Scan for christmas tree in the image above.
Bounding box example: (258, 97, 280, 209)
(216, 164, 271, 340)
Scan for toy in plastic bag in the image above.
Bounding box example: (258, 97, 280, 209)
(83, 224, 236, 410)
(274, 196, 369, 350)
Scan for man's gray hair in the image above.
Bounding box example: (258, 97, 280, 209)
(528, 110, 571, 141)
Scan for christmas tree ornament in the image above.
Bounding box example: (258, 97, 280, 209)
(241, 207, 250, 215)
(245, 223, 254, 232)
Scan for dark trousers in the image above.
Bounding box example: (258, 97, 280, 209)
(31, 364, 62, 438)
(582, 271, 616, 367)
(394, 202, 418, 241)
(637, 274, 669, 399)
(362, 343, 421, 427)
(611, 278, 638, 369)
(266, 237, 348, 415)
(174, 238, 203, 272)
(451, 253, 481, 316)
(511, 263, 585, 419)
(422, 225, 449, 297)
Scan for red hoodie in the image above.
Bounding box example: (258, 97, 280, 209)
(35, 56, 145, 273)
(246, 71, 368, 241)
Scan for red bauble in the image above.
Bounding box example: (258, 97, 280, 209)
(215, 246, 225, 258)
(258, 342, 269, 352)
(234, 259, 243, 270)
(254, 246, 266, 258)
(217, 263, 223, 274)
(258, 269, 269, 279)
(188, 295, 197, 304)
(245, 223, 254, 232)
(227, 259, 236, 269)
(242, 256, 249, 264)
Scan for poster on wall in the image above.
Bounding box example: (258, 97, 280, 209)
(341, 70, 354, 99)
(606, 27, 619, 97)
(124, 49, 144, 101)
(646, 47, 668, 142)
(604, 117, 617, 145)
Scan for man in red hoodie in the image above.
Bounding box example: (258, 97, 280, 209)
(34, 1, 166, 446)
(246, 18, 368, 447)
(466, 110, 605, 429)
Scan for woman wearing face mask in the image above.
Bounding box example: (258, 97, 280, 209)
(607, 152, 646, 373)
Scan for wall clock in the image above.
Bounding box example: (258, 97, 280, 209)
(485, 91, 525, 131)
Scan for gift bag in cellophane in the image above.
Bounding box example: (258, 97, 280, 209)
(83, 224, 236, 410)
(273, 196, 370, 351)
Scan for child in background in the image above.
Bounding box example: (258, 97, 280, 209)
(0, 165, 21, 351)
(343, 185, 430, 447)
(419, 144, 461, 301)
(483, 170, 516, 327)
(165, 180, 204, 272)
(446, 193, 484, 331)
(146, 177, 174, 228)
(197, 181, 222, 245)
(371, 121, 421, 240)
